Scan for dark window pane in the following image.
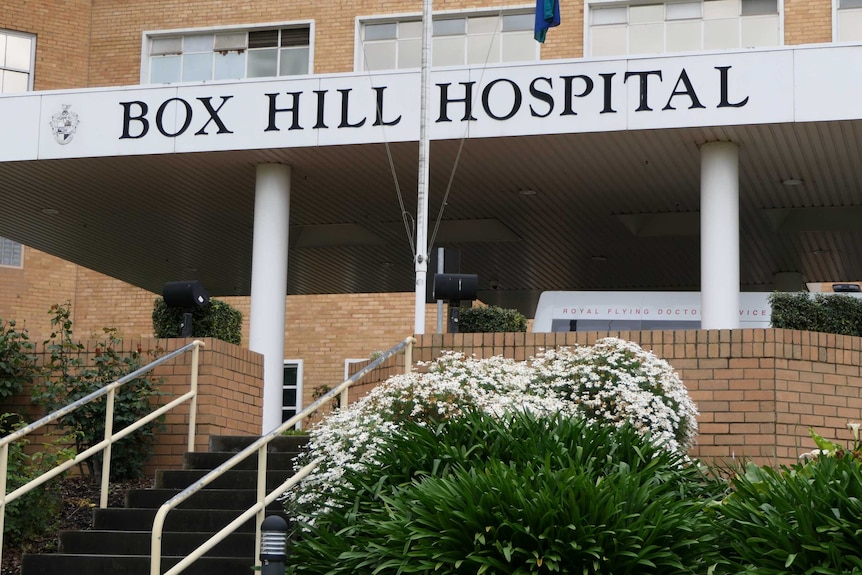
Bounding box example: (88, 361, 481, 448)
(249, 29, 278, 48)
(283, 388, 297, 406)
(281, 28, 310, 47)
(283, 365, 297, 386)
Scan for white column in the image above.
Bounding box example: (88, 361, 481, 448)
(700, 141, 739, 330)
(249, 164, 291, 433)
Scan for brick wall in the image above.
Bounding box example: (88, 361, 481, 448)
(2, 336, 263, 475)
(1, 249, 429, 420)
(10, 0, 832, 92)
(784, 0, 833, 46)
(380, 329, 862, 467)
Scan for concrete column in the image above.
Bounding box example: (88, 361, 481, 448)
(249, 164, 290, 433)
(700, 141, 739, 329)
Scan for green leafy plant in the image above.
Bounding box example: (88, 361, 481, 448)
(0, 318, 37, 400)
(0, 414, 73, 548)
(288, 412, 725, 575)
(31, 302, 165, 480)
(459, 305, 528, 333)
(290, 338, 698, 517)
(716, 425, 862, 574)
(769, 291, 862, 336)
(152, 297, 242, 344)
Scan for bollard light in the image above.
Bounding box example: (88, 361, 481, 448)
(260, 515, 288, 575)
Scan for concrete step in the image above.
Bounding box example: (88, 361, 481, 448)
(126, 487, 286, 510)
(209, 434, 309, 453)
(183, 450, 300, 471)
(156, 468, 295, 490)
(93, 507, 288, 532)
(22, 554, 255, 575)
(20, 435, 301, 575)
(59, 530, 253, 556)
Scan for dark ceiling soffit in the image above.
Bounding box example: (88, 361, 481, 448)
(382, 219, 522, 244)
(290, 224, 385, 248)
(762, 207, 862, 232)
(616, 212, 700, 237)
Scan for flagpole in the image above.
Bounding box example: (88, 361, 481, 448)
(414, 0, 433, 334)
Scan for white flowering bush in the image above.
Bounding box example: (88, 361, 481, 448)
(289, 337, 698, 518)
(530, 337, 699, 453)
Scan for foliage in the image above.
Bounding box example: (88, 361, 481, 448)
(31, 302, 165, 480)
(0, 414, 72, 547)
(288, 337, 698, 520)
(152, 297, 242, 344)
(530, 338, 699, 451)
(287, 412, 725, 575)
(717, 457, 862, 574)
(458, 305, 528, 333)
(0, 318, 37, 400)
(712, 424, 862, 575)
(769, 291, 862, 336)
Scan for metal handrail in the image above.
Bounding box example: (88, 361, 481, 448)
(0, 339, 205, 567)
(149, 336, 416, 575)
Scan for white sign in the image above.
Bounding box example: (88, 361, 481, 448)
(532, 291, 773, 332)
(1, 44, 861, 163)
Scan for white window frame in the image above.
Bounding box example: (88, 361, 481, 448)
(355, 4, 538, 72)
(0, 237, 23, 268)
(0, 29, 36, 93)
(833, 0, 862, 42)
(140, 21, 315, 84)
(282, 359, 304, 428)
(583, 0, 784, 58)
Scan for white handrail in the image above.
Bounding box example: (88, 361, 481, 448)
(149, 336, 416, 575)
(0, 339, 205, 567)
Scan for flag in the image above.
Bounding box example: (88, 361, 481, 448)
(534, 0, 561, 43)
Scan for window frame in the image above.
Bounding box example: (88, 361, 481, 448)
(834, 0, 862, 42)
(140, 21, 315, 85)
(0, 29, 36, 93)
(355, 5, 538, 72)
(583, 0, 784, 58)
(282, 359, 304, 428)
(0, 237, 24, 269)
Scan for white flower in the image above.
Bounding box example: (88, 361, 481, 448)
(847, 421, 860, 442)
(287, 337, 698, 522)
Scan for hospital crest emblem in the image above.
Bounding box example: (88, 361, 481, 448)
(50, 104, 79, 145)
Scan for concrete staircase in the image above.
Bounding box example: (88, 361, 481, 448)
(21, 435, 309, 575)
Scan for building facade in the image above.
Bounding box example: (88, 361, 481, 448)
(3, 0, 862, 430)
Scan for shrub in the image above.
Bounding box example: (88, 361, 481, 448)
(718, 456, 862, 574)
(769, 291, 862, 336)
(289, 337, 698, 520)
(458, 305, 527, 333)
(287, 412, 724, 575)
(715, 426, 862, 574)
(152, 297, 242, 344)
(0, 318, 37, 400)
(530, 337, 699, 452)
(0, 414, 71, 548)
(31, 303, 165, 480)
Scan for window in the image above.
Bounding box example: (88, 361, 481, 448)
(0, 31, 33, 268)
(145, 25, 311, 84)
(837, 0, 862, 41)
(0, 30, 35, 93)
(588, 0, 780, 57)
(0, 237, 23, 268)
(282, 361, 303, 426)
(359, 10, 536, 71)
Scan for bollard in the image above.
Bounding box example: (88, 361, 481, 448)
(260, 515, 288, 575)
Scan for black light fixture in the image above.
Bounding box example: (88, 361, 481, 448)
(433, 273, 479, 333)
(162, 280, 210, 337)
